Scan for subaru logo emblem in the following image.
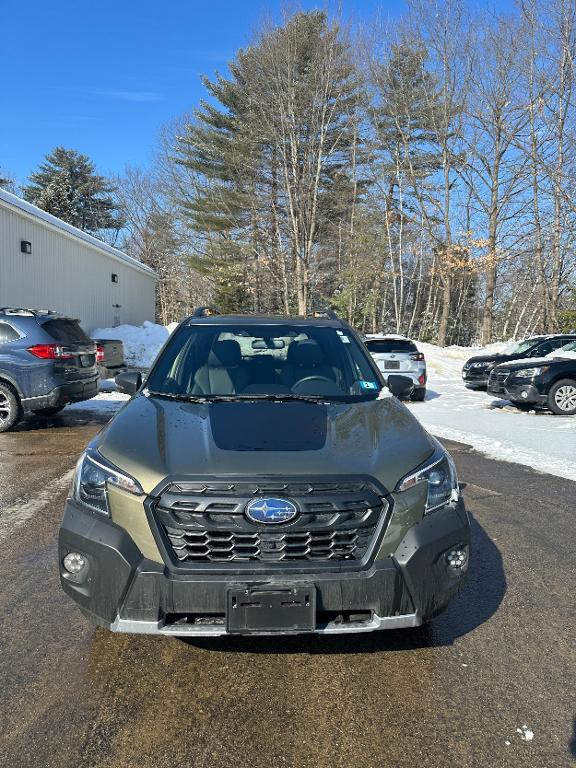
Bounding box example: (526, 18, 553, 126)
(245, 497, 298, 525)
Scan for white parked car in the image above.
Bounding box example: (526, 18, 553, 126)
(364, 334, 427, 401)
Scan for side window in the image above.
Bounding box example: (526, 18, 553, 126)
(533, 339, 565, 356)
(0, 322, 20, 344)
(550, 338, 571, 352)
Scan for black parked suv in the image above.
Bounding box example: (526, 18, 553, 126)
(487, 339, 576, 414)
(58, 308, 470, 638)
(462, 334, 576, 389)
(0, 308, 99, 432)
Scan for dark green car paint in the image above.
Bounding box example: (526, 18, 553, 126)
(97, 395, 436, 496)
(58, 313, 470, 636)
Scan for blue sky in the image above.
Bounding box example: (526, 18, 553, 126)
(1, 0, 399, 185)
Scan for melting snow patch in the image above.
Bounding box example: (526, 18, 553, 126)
(517, 725, 534, 741)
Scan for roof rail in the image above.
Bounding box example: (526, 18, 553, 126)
(0, 307, 59, 317)
(192, 306, 221, 318)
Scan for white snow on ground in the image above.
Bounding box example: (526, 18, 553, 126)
(67, 391, 129, 413)
(91, 321, 172, 368)
(405, 342, 576, 482)
(83, 322, 575, 481)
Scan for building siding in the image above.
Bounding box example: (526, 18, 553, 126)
(0, 199, 156, 332)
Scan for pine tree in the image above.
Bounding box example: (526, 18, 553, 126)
(23, 147, 124, 234)
(175, 11, 364, 314)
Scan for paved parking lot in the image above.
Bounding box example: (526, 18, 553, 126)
(0, 407, 574, 768)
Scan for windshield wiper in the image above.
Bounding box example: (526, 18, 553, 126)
(147, 391, 333, 404)
(146, 390, 236, 403)
(233, 393, 328, 403)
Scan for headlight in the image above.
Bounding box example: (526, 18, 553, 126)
(471, 362, 488, 369)
(396, 448, 459, 513)
(73, 450, 143, 516)
(511, 366, 547, 378)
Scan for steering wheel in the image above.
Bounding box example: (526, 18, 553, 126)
(292, 376, 342, 396)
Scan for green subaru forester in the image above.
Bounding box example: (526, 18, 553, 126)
(59, 309, 470, 637)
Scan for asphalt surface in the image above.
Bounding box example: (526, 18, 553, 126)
(0, 406, 574, 768)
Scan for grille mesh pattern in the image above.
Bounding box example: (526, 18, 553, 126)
(152, 478, 386, 566)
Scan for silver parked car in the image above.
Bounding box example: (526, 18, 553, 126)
(364, 334, 427, 401)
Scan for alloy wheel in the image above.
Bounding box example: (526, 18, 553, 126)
(554, 384, 576, 413)
(0, 391, 11, 425)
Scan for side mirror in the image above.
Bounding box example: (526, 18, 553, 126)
(115, 370, 142, 396)
(387, 374, 414, 399)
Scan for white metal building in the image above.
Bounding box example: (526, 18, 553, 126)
(0, 188, 156, 332)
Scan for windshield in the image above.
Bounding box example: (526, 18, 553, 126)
(501, 338, 541, 355)
(146, 324, 383, 401)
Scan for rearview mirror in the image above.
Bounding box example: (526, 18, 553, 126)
(386, 374, 414, 399)
(115, 370, 142, 396)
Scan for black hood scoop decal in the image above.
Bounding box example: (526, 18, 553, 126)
(209, 401, 327, 451)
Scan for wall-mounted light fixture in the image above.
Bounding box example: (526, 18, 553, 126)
(111, 273, 119, 283)
(21, 240, 32, 254)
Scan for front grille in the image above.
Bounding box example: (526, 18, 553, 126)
(151, 477, 388, 568)
(493, 369, 509, 382)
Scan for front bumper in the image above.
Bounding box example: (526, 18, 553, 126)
(462, 370, 489, 388)
(59, 499, 470, 636)
(488, 378, 546, 405)
(23, 377, 99, 412)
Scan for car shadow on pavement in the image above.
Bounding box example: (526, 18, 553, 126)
(185, 514, 506, 655)
(9, 409, 114, 432)
(570, 719, 576, 758)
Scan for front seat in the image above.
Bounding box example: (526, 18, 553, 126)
(192, 340, 249, 395)
(281, 339, 337, 389)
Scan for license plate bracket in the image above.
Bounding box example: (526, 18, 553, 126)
(227, 584, 316, 634)
(384, 360, 400, 369)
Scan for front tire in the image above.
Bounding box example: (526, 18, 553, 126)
(410, 387, 426, 402)
(548, 379, 576, 415)
(0, 382, 21, 433)
(32, 406, 65, 417)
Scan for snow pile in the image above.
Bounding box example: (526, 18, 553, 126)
(405, 342, 576, 482)
(68, 391, 129, 413)
(417, 341, 508, 379)
(91, 321, 172, 368)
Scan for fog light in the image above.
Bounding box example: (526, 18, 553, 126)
(63, 552, 87, 574)
(446, 547, 468, 569)
(521, 390, 528, 399)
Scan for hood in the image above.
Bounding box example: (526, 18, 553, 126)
(499, 356, 552, 370)
(97, 394, 436, 494)
(465, 353, 509, 365)
(545, 349, 576, 361)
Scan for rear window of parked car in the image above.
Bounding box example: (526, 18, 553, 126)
(0, 322, 20, 344)
(41, 319, 92, 344)
(365, 339, 418, 354)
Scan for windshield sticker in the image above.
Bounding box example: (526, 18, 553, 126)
(359, 380, 378, 390)
(336, 330, 351, 344)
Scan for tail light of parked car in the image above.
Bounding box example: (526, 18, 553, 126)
(410, 352, 425, 361)
(27, 344, 73, 360)
(96, 344, 105, 364)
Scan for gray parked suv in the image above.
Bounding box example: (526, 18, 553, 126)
(0, 308, 99, 432)
(364, 335, 427, 401)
